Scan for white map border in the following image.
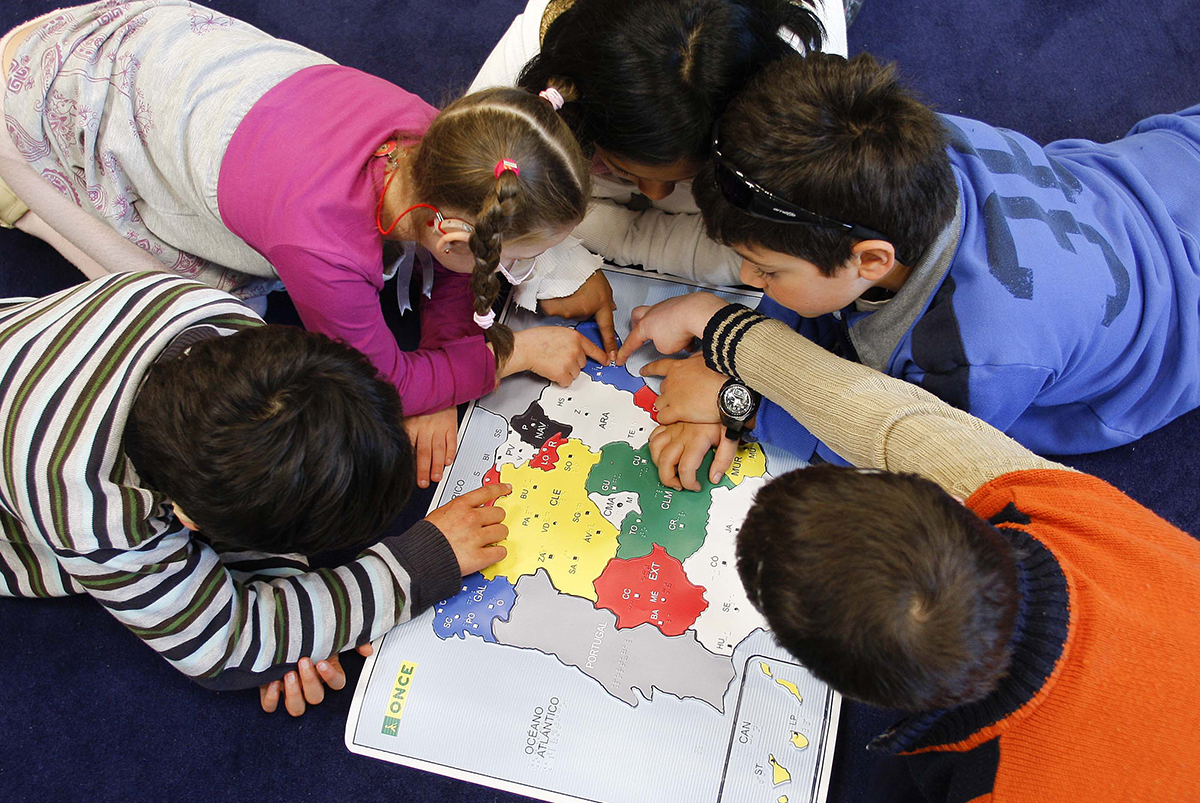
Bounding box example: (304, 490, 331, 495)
(346, 267, 842, 803)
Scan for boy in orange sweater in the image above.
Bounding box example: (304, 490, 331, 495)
(626, 291, 1200, 801)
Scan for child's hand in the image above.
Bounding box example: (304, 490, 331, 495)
(507, 325, 609, 386)
(259, 642, 374, 717)
(616, 292, 730, 365)
(640, 353, 727, 424)
(404, 407, 459, 489)
(648, 422, 741, 491)
(538, 271, 619, 361)
(425, 483, 511, 575)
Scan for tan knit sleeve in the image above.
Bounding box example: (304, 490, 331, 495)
(703, 306, 1068, 498)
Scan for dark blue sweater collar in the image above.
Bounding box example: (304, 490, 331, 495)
(870, 514, 1071, 754)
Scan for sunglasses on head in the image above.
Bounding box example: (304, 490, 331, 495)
(711, 133, 891, 243)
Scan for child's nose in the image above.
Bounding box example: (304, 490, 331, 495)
(740, 261, 765, 287)
(636, 178, 675, 201)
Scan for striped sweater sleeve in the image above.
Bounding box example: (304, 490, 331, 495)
(0, 273, 460, 688)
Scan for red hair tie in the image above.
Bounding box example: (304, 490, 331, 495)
(494, 159, 520, 178)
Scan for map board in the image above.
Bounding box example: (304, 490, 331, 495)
(347, 268, 841, 803)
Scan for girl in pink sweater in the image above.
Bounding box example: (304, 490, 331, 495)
(0, 2, 604, 485)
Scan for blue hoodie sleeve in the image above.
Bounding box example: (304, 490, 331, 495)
(752, 398, 818, 461)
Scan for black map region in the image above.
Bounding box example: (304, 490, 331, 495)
(512, 401, 573, 448)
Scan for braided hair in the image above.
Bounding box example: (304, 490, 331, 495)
(410, 86, 590, 365)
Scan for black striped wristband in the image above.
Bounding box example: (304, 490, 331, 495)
(702, 303, 771, 379)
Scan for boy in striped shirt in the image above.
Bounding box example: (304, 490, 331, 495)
(0, 272, 506, 713)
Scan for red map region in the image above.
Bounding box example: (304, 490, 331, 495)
(481, 464, 501, 505)
(529, 431, 567, 472)
(633, 386, 659, 422)
(593, 543, 708, 635)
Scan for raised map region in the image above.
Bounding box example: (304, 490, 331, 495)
(586, 441, 730, 562)
(512, 400, 572, 449)
(493, 570, 736, 712)
(725, 441, 767, 486)
(529, 431, 568, 472)
(433, 574, 516, 643)
(682, 480, 769, 655)
(476, 370, 550, 421)
(769, 754, 791, 786)
(632, 386, 659, 421)
(486, 438, 618, 600)
(445, 407, 510, 497)
(540, 374, 655, 449)
(586, 490, 642, 531)
(593, 543, 709, 636)
(576, 321, 646, 395)
(775, 677, 804, 705)
(494, 427, 536, 470)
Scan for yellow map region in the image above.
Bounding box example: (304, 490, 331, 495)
(724, 442, 766, 486)
(484, 439, 618, 600)
(775, 677, 803, 704)
(769, 754, 791, 786)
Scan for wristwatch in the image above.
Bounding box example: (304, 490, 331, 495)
(717, 378, 760, 441)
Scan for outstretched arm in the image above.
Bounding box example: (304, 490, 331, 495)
(622, 294, 1065, 499)
(702, 304, 1066, 498)
(572, 201, 743, 286)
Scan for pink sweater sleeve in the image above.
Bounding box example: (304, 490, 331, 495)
(269, 244, 496, 416)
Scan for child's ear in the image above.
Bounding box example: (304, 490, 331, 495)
(434, 229, 472, 256)
(852, 240, 897, 282)
(171, 503, 200, 532)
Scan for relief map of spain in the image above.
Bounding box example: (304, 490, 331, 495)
(348, 270, 841, 803)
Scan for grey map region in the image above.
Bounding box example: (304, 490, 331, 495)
(493, 570, 736, 712)
(477, 371, 551, 421)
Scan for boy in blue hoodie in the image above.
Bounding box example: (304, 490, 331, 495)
(627, 51, 1200, 485)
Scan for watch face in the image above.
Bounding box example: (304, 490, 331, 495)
(721, 384, 754, 418)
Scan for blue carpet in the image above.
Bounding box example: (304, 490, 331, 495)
(1, 1, 1196, 802)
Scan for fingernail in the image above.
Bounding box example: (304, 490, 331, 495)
(432, 473, 441, 482)
(318, 661, 330, 672)
(286, 672, 297, 685)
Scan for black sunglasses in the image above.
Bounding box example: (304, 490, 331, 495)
(711, 134, 891, 243)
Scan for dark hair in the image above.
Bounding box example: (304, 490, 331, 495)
(518, 0, 824, 165)
(737, 465, 1019, 711)
(411, 87, 591, 365)
(694, 52, 957, 273)
(125, 326, 415, 554)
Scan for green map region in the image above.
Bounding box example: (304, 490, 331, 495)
(585, 441, 735, 562)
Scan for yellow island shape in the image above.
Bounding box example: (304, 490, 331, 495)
(769, 754, 791, 786)
(775, 676, 803, 704)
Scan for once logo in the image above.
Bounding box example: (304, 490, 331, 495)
(380, 661, 418, 737)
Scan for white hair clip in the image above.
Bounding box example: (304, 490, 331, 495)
(474, 308, 497, 329)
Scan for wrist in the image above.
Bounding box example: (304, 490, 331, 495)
(496, 333, 528, 380)
(690, 294, 732, 339)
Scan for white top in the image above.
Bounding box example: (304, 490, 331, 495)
(469, 0, 849, 307)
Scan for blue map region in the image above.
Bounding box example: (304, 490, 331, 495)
(432, 573, 517, 643)
(577, 320, 647, 394)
